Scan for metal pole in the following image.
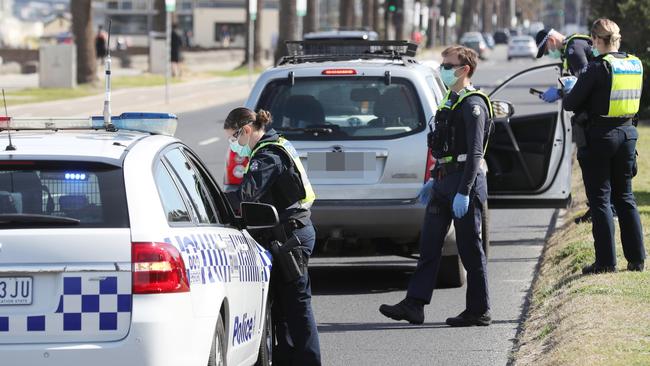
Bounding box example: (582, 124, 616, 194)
(248, 15, 254, 87)
(165, 10, 171, 104)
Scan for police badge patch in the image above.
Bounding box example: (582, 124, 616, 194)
(472, 105, 481, 117)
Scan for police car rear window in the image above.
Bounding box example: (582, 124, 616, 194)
(256, 77, 426, 140)
(0, 161, 128, 228)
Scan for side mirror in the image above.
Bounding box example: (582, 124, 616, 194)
(241, 202, 279, 229)
(491, 100, 515, 119)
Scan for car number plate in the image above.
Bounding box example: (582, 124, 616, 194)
(0, 277, 32, 305)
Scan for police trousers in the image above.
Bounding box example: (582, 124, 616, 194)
(578, 124, 646, 266)
(407, 171, 490, 315)
(271, 222, 322, 366)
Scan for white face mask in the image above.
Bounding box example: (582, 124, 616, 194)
(228, 126, 253, 157)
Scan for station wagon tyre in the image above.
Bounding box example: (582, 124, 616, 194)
(438, 255, 465, 288)
(255, 298, 273, 366)
(208, 315, 227, 366)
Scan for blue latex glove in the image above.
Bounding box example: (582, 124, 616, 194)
(540, 87, 561, 103)
(418, 179, 435, 205)
(561, 76, 577, 94)
(452, 193, 470, 218)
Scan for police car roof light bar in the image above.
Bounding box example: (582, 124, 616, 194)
(102, 19, 115, 132)
(280, 40, 418, 65)
(0, 113, 178, 136)
(2, 89, 16, 151)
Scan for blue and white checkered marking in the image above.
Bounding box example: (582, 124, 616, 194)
(0, 274, 131, 342)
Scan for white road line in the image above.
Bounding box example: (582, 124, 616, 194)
(198, 137, 220, 146)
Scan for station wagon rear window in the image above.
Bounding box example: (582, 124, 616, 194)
(256, 77, 426, 140)
(0, 161, 128, 228)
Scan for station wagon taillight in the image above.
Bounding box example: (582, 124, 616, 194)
(322, 69, 357, 75)
(132, 242, 190, 294)
(424, 148, 436, 182)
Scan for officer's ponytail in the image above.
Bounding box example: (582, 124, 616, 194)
(591, 18, 621, 49)
(224, 107, 273, 131)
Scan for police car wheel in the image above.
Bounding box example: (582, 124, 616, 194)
(255, 298, 273, 366)
(208, 315, 227, 366)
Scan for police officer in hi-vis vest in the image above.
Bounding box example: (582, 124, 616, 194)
(535, 28, 594, 102)
(563, 18, 646, 274)
(224, 108, 321, 365)
(380, 46, 494, 326)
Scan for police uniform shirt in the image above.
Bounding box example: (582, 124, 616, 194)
(563, 52, 631, 124)
(564, 37, 593, 76)
(455, 90, 490, 196)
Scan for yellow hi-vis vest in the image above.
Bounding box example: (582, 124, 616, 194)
(247, 137, 316, 209)
(562, 34, 591, 74)
(602, 54, 643, 118)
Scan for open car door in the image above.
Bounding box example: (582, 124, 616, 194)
(485, 63, 573, 208)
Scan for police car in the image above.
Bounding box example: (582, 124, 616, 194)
(0, 114, 274, 366)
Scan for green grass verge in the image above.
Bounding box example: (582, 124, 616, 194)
(512, 125, 650, 365)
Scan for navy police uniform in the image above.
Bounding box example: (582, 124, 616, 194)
(227, 129, 321, 365)
(408, 87, 492, 317)
(560, 34, 593, 76)
(564, 52, 646, 272)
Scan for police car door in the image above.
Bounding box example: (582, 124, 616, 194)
(484, 63, 573, 208)
(161, 147, 265, 364)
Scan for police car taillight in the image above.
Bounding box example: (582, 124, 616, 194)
(424, 148, 436, 182)
(132, 242, 190, 294)
(322, 69, 357, 75)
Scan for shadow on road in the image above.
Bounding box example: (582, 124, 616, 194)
(317, 319, 521, 333)
(310, 265, 414, 296)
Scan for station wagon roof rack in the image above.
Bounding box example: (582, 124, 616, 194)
(279, 40, 419, 65)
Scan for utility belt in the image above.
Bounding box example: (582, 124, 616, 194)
(589, 118, 634, 127)
(572, 112, 636, 148)
(432, 154, 466, 180)
(270, 219, 308, 283)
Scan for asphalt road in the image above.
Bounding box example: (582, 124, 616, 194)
(175, 45, 562, 366)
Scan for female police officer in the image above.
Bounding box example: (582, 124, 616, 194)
(564, 18, 646, 273)
(223, 108, 321, 365)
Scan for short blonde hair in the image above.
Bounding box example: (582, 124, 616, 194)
(441, 46, 478, 77)
(591, 18, 621, 48)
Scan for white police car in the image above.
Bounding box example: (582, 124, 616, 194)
(0, 113, 274, 366)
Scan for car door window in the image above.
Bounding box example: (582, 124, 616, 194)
(183, 149, 234, 225)
(164, 148, 218, 224)
(154, 162, 192, 223)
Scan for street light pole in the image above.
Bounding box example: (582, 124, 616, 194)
(248, 0, 257, 87)
(165, 0, 175, 104)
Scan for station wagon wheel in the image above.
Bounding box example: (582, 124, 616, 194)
(208, 315, 227, 366)
(255, 297, 273, 366)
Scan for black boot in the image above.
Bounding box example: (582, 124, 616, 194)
(575, 209, 592, 224)
(627, 262, 645, 272)
(379, 297, 425, 325)
(445, 310, 491, 327)
(582, 263, 617, 274)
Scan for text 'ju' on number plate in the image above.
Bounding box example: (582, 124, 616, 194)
(0, 277, 33, 305)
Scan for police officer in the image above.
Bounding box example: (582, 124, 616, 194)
(223, 108, 322, 365)
(379, 46, 493, 326)
(563, 18, 646, 274)
(535, 27, 593, 102)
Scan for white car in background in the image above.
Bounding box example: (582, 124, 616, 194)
(0, 114, 274, 366)
(508, 35, 538, 60)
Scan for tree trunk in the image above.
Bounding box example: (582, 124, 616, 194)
(339, 0, 355, 29)
(440, 0, 449, 44)
(274, 0, 298, 64)
(372, 0, 382, 35)
(254, 0, 264, 67)
(152, 0, 166, 32)
(458, 0, 473, 40)
(450, 0, 458, 42)
(426, 0, 436, 47)
(394, 0, 405, 40)
(242, 0, 251, 66)
(481, 0, 493, 33)
(304, 0, 318, 34)
(362, 0, 374, 29)
(71, 0, 96, 84)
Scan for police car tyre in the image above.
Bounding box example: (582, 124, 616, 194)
(208, 315, 227, 366)
(255, 297, 273, 366)
(438, 255, 465, 288)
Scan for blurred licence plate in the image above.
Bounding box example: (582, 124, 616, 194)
(0, 277, 32, 305)
(308, 152, 375, 178)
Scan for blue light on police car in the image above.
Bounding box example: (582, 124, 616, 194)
(65, 172, 87, 181)
(91, 112, 178, 136)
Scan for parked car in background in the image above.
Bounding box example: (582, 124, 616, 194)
(493, 29, 510, 44)
(460, 32, 489, 59)
(507, 35, 537, 60)
(482, 33, 496, 49)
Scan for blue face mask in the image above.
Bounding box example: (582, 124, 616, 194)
(440, 67, 460, 88)
(547, 49, 561, 59)
(229, 127, 253, 158)
(592, 47, 600, 57)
